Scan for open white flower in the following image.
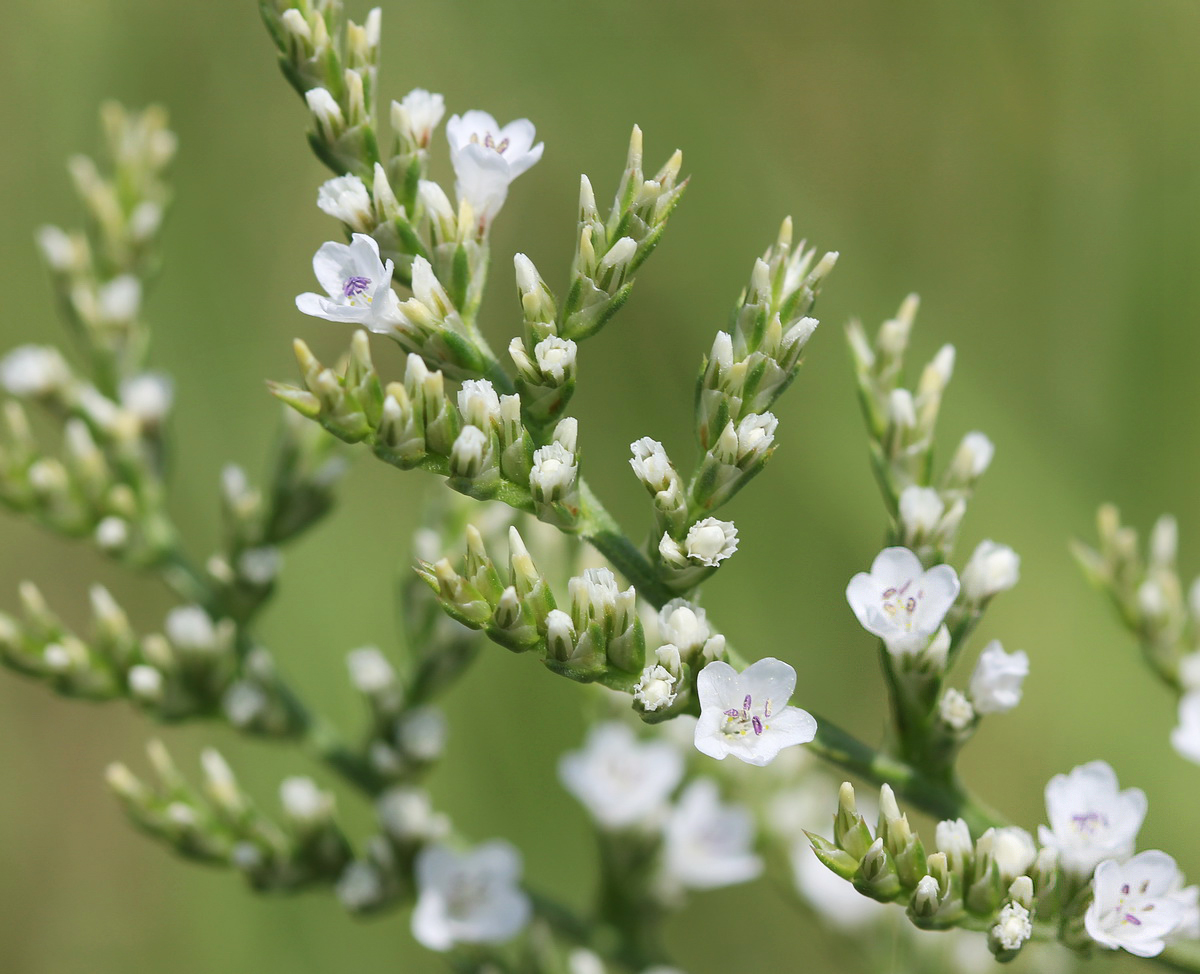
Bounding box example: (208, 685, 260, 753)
(694, 658, 817, 766)
(1171, 692, 1200, 764)
(1038, 760, 1147, 878)
(660, 779, 762, 890)
(1085, 851, 1187, 957)
(968, 641, 1029, 714)
(558, 722, 683, 830)
(295, 233, 403, 332)
(0, 345, 70, 397)
(411, 841, 531, 951)
(845, 546, 959, 653)
(993, 902, 1033, 951)
(446, 110, 544, 227)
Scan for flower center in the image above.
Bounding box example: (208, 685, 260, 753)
(691, 525, 727, 559)
(1070, 811, 1109, 835)
(469, 131, 511, 154)
(444, 874, 489, 919)
(723, 693, 772, 738)
(1114, 880, 1157, 928)
(880, 578, 925, 630)
(342, 276, 373, 306)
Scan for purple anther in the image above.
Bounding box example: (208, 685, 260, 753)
(343, 276, 371, 297)
(882, 587, 896, 598)
(724, 709, 741, 718)
(905, 597, 917, 612)
(743, 694, 752, 712)
(1125, 914, 1142, 926)
(1121, 884, 1131, 896)
(752, 716, 763, 736)
(763, 700, 772, 718)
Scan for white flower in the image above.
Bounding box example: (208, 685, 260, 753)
(305, 87, 345, 141)
(961, 540, 1020, 602)
(377, 786, 450, 843)
(658, 599, 710, 654)
(845, 547, 960, 653)
(661, 779, 762, 891)
(295, 233, 403, 333)
(630, 437, 679, 493)
(683, 518, 738, 567)
(968, 641, 1029, 714)
(457, 379, 501, 429)
(694, 658, 817, 766)
(336, 861, 383, 911)
(36, 225, 78, 270)
(128, 664, 164, 702)
(899, 486, 944, 538)
(317, 174, 374, 231)
(237, 546, 281, 586)
(734, 412, 777, 464)
(936, 818, 974, 873)
(97, 275, 141, 322)
(529, 442, 577, 503)
(95, 516, 130, 551)
(951, 431, 995, 481)
(446, 110, 544, 226)
(1085, 851, 1188, 957)
(411, 841, 531, 951)
(1038, 760, 1147, 879)
(392, 88, 446, 149)
(1172, 692, 1200, 764)
(449, 424, 490, 477)
(347, 646, 396, 695)
(534, 336, 576, 382)
(558, 722, 684, 829)
(938, 688, 975, 730)
(634, 663, 678, 712)
(280, 776, 331, 824)
(120, 372, 174, 426)
(993, 901, 1033, 951)
(396, 705, 447, 762)
(981, 826, 1037, 882)
(0, 345, 69, 397)
(165, 606, 217, 651)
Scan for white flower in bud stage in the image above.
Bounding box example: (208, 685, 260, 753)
(683, 518, 738, 567)
(120, 372, 174, 426)
(993, 901, 1033, 951)
(337, 861, 384, 912)
(237, 546, 281, 586)
(1039, 761, 1147, 878)
(558, 722, 684, 829)
(694, 658, 817, 766)
(128, 664, 164, 702)
(0, 345, 69, 397)
(396, 705, 447, 762)
(280, 776, 331, 824)
(347, 646, 396, 695)
(952, 431, 995, 481)
(530, 442, 577, 502)
(1170, 692, 1200, 764)
(36, 225, 78, 271)
(634, 662, 678, 712)
(969, 641, 1029, 714)
(317, 174, 374, 231)
(661, 779, 762, 891)
(899, 486, 944, 537)
(305, 87, 345, 140)
(533, 336, 576, 382)
(734, 412, 776, 463)
(96, 275, 141, 322)
(936, 818, 974, 872)
(411, 841, 531, 950)
(457, 379, 501, 429)
(95, 516, 129, 551)
(392, 88, 446, 149)
(938, 688, 974, 730)
(377, 786, 450, 843)
(658, 599, 710, 655)
(165, 606, 217, 651)
(845, 547, 959, 653)
(1085, 851, 1188, 957)
(981, 826, 1037, 882)
(961, 540, 1020, 602)
(296, 233, 403, 332)
(629, 437, 677, 492)
(446, 110, 544, 226)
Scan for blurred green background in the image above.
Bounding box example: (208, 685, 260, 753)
(1, 0, 1198, 971)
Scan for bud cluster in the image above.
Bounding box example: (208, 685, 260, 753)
(107, 740, 353, 893)
(1074, 505, 1199, 692)
(415, 526, 649, 687)
(847, 296, 998, 560)
(809, 783, 1058, 961)
(261, 1, 382, 179)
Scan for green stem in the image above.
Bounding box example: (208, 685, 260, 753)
(806, 714, 1006, 834)
(576, 479, 676, 609)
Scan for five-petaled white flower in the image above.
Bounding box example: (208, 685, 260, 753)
(694, 658, 817, 766)
(968, 640, 1029, 714)
(411, 841, 531, 951)
(1085, 851, 1188, 957)
(558, 722, 684, 830)
(295, 233, 402, 332)
(660, 778, 762, 891)
(1171, 691, 1200, 765)
(845, 546, 959, 653)
(446, 110, 544, 228)
(1038, 760, 1147, 879)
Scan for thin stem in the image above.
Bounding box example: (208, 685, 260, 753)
(576, 479, 676, 609)
(806, 714, 1006, 834)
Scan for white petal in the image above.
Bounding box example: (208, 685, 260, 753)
(312, 240, 354, 296)
(870, 546, 924, 587)
(765, 706, 818, 747)
(740, 656, 797, 707)
(695, 660, 740, 711)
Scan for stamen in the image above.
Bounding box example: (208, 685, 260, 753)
(1121, 884, 1130, 896)
(343, 276, 371, 297)
(724, 708, 740, 718)
(1125, 914, 1142, 926)
(743, 694, 752, 713)
(752, 716, 763, 735)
